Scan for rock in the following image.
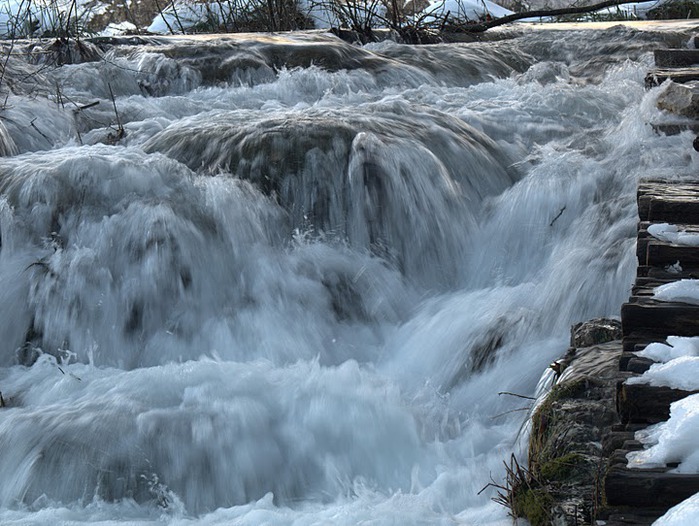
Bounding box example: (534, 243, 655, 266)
(656, 80, 699, 118)
(570, 318, 622, 348)
(518, 341, 623, 526)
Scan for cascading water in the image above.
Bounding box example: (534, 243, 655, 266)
(0, 24, 696, 525)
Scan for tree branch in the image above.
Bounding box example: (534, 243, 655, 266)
(453, 0, 645, 33)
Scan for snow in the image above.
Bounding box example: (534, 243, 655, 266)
(0, 0, 108, 38)
(102, 21, 138, 36)
(654, 279, 699, 305)
(420, 0, 513, 23)
(636, 336, 699, 363)
(648, 223, 699, 247)
(654, 492, 699, 526)
(627, 355, 699, 391)
(146, 0, 513, 33)
(665, 261, 683, 274)
(627, 393, 699, 473)
(629, 337, 699, 391)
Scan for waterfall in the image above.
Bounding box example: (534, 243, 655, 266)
(0, 25, 696, 525)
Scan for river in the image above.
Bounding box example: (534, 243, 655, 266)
(0, 22, 696, 525)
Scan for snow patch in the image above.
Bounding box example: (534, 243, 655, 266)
(627, 393, 699, 473)
(627, 355, 699, 391)
(648, 223, 699, 247)
(636, 336, 699, 363)
(654, 279, 699, 305)
(654, 492, 699, 526)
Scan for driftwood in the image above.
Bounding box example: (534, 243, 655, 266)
(617, 381, 695, 424)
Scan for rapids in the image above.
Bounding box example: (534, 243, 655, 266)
(0, 23, 696, 525)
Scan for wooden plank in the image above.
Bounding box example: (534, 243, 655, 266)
(626, 357, 655, 374)
(647, 241, 699, 266)
(617, 382, 695, 424)
(621, 300, 699, 337)
(603, 431, 636, 456)
(647, 197, 699, 224)
(605, 466, 699, 507)
(603, 510, 665, 526)
(622, 329, 668, 351)
(654, 49, 699, 67)
(638, 183, 699, 222)
(643, 266, 699, 280)
(619, 352, 655, 374)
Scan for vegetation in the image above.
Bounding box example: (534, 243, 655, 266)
(648, 0, 699, 19)
(2, 0, 695, 44)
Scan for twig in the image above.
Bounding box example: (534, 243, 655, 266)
(107, 82, 125, 142)
(550, 205, 566, 227)
(498, 391, 536, 400)
(30, 118, 51, 142)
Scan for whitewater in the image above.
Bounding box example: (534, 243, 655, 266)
(0, 22, 696, 525)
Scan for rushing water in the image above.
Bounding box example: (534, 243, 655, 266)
(0, 23, 696, 525)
